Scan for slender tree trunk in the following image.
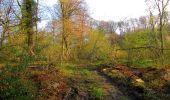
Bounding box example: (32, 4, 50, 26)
(160, 17, 163, 55)
(60, 1, 69, 61)
(0, 28, 5, 48)
(0, 16, 9, 48)
(159, 15, 164, 66)
(61, 18, 64, 66)
(35, 0, 39, 41)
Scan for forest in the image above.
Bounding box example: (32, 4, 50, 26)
(0, 0, 170, 99)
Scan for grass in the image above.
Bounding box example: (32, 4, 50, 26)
(58, 63, 93, 78)
(90, 85, 104, 99)
(55, 62, 106, 99)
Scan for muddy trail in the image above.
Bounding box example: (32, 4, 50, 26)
(26, 65, 131, 100)
(22, 64, 170, 100)
(96, 69, 140, 100)
(61, 66, 131, 100)
(78, 69, 130, 100)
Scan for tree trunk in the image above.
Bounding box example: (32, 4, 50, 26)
(35, 0, 39, 42)
(22, 0, 34, 56)
(159, 15, 164, 66)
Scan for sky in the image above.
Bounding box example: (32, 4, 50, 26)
(45, 0, 149, 21)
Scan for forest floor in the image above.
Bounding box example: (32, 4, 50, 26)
(27, 64, 130, 100)
(26, 63, 170, 100)
(1, 63, 170, 100)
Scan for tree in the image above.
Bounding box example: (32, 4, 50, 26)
(139, 16, 148, 29)
(97, 21, 118, 34)
(118, 21, 125, 35)
(108, 21, 118, 34)
(35, 0, 39, 35)
(146, 0, 170, 66)
(53, 0, 88, 61)
(0, 0, 13, 48)
(21, 0, 35, 55)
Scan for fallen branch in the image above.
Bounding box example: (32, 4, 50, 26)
(116, 46, 170, 51)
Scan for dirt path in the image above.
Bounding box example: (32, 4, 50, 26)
(89, 70, 130, 100)
(57, 65, 131, 100)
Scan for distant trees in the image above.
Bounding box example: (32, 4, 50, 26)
(107, 21, 118, 34)
(139, 16, 148, 29)
(97, 21, 118, 34)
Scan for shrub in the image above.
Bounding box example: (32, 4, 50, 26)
(81, 30, 112, 62)
(0, 64, 36, 100)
